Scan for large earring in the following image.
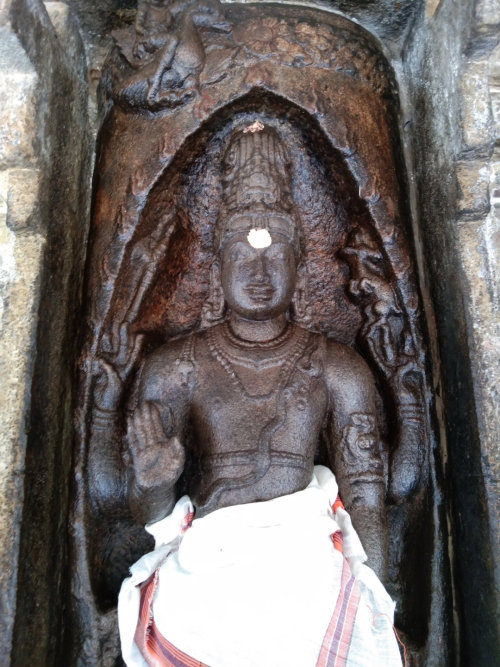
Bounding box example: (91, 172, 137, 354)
(201, 260, 226, 327)
(292, 265, 313, 328)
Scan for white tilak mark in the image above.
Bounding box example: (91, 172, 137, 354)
(247, 228, 272, 249)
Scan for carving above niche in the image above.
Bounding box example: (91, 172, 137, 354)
(105, 0, 395, 111)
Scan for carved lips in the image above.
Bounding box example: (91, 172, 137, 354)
(245, 283, 275, 302)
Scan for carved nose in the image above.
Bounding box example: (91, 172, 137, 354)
(251, 254, 270, 282)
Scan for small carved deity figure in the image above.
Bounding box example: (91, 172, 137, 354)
(118, 0, 230, 109)
(118, 127, 402, 667)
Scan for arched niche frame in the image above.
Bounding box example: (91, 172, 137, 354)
(72, 5, 449, 664)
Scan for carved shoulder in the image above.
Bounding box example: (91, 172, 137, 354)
(137, 334, 197, 404)
(322, 339, 377, 426)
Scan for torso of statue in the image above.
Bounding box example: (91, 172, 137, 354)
(130, 321, 379, 516)
(125, 126, 388, 577)
(181, 322, 327, 513)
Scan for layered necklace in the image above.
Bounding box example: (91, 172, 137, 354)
(207, 322, 311, 400)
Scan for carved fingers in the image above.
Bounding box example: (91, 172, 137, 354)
(127, 401, 185, 488)
(365, 320, 398, 377)
(101, 321, 145, 383)
(93, 359, 123, 411)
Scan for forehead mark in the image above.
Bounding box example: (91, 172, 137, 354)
(247, 228, 272, 249)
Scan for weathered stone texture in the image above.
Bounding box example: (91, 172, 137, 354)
(460, 60, 494, 155)
(0, 0, 497, 664)
(0, 29, 37, 168)
(456, 160, 491, 217)
(0, 0, 92, 664)
(0, 24, 45, 660)
(403, 0, 500, 662)
(456, 10, 500, 641)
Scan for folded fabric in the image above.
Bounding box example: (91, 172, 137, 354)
(118, 465, 402, 667)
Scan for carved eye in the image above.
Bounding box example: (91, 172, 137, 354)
(229, 242, 252, 262)
(365, 253, 384, 273)
(266, 242, 288, 261)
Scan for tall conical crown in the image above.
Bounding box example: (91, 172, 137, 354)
(215, 125, 302, 252)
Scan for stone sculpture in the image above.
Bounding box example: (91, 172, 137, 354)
(72, 2, 447, 664)
(118, 125, 401, 666)
(127, 127, 386, 559)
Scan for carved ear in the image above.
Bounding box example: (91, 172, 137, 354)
(292, 264, 313, 328)
(201, 260, 226, 327)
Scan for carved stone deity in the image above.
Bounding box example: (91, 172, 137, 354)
(72, 3, 449, 664)
(116, 126, 401, 666)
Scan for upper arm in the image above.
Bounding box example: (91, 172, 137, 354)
(133, 339, 194, 437)
(323, 342, 384, 505)
(324, 342, 378, 434)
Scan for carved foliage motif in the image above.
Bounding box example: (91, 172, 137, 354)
(341, 224, 428, 501)
(107, 0, 394, 111)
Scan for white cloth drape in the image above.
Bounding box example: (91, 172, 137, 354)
(118, 466, 402, 667)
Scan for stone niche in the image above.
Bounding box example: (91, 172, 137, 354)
(0, 1, 498, 666)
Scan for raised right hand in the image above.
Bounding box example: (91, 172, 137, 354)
(126, 401, 185, 489)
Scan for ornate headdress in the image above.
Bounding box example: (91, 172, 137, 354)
(214, 125, 302, 253)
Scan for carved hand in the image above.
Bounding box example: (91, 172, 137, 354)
(93, 322, 144, 413)
(127, 402, 185, 490)
(93, 359, 123, 412)
(102, 321, 144, 383)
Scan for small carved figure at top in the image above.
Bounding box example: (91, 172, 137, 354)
(116, 0, 231, 110)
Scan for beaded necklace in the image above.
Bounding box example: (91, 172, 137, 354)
(207, 323, 310, 400)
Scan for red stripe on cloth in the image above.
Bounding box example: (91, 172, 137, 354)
(135, 569, 209, 667)
(332, 495, 345, 513)
(316, 558, 361, 667)
(181, 511, 195, 533)
(331, 530, 344, 553)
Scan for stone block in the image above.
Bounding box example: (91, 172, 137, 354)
(460, 60, 494, 155)
(475, 0, 500, 28)
(5, 168, 41, 232)
(0, 164, 45, 659)
(456, 159, 490, 218)
(0, 27, 38, 170)
(426, 0, 442, 19)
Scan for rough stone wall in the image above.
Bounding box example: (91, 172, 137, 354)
(0, 0, 92, 663)
(401, 0, 500, 662)
(0, 0, 497, 664)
